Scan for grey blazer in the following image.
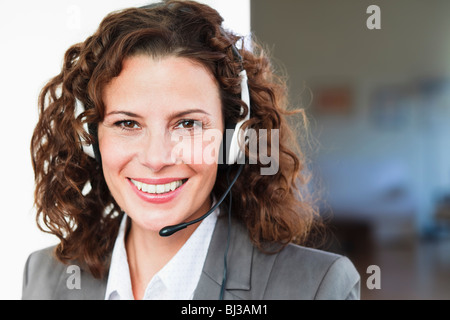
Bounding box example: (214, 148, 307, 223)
(22, 215, 360, 300)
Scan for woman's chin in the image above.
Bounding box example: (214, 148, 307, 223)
(127, 211, 184, 234)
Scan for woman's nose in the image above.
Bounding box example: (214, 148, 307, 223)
(137, 131, 177, 172)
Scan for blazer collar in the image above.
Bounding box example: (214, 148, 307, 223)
(193, 214, 254, 299)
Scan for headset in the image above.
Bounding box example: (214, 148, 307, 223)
(75, 4, 250, 299)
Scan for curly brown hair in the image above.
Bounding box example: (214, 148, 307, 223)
(31, 0, 321, 278)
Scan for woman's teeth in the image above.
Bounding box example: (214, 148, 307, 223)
(130, 179, 185, 194)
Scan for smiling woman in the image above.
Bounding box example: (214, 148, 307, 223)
(23, 0, 360, 300)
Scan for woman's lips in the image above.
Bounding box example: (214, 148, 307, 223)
(127, 177, 188, 204)
(130, 177, 187, 185)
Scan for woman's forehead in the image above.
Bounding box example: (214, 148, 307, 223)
(102, 55, 221, 118)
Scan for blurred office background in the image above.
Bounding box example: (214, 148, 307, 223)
(251, 0, 450, 299)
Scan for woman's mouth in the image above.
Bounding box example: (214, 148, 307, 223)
(129, 178, 188, 195)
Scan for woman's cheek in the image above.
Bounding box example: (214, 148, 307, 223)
(202, 129, 223, 165)
(100, 135, 129, 167)
(170, 128, 223, 166)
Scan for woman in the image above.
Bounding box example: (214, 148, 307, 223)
(23, 1, 360, 300)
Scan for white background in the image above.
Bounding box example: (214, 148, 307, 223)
(0, 0, 250, 300)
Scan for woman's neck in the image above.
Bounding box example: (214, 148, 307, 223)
(124, 194, 213, 299)
(125, 220, 197, 300)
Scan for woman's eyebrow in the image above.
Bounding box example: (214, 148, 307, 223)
(105, 108, 211, 119)
(168, 108, 211, 119)
(105, 110, 141, 118)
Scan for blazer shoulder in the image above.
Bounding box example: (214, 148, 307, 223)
(22, 245, 66, 300)
(22, 246, 108, 300)
(263, 244, 360, 300)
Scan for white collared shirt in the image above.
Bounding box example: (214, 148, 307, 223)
(104, 207, 219, 300)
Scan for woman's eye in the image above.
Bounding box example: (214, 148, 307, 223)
(114, 120, 140, 130)
(175, 120, 202, 130)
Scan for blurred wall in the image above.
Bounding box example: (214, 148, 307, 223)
(251, 0, 450, 241)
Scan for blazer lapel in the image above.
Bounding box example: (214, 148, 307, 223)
(193, 214, 254, 300)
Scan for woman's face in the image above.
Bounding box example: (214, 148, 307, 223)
(98, 55, 223, 233)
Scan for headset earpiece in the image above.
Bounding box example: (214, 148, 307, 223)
(218, 69, 250, 170)
(75, 99, 102, 163)
(75, 99, 96, 159)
